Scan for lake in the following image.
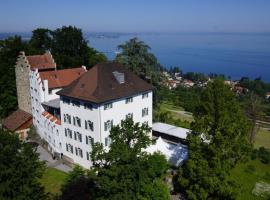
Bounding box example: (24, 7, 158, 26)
(1, 32, 270, 81)
(87, 32, 270, 81)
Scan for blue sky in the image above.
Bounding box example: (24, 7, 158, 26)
(0, 0, 269, 33)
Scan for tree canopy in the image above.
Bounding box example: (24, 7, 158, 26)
(60, 118, 170, 200)
(116, 37, 163, 86)
(0, 36, 27, 118)
(0, 129, 48, 200)
(177, 79, 251, 200)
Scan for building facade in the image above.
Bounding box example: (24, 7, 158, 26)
(20, 53, 154, 168)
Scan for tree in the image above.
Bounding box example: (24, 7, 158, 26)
(60, 166, 95, 200)
(51, 26, 90, 68)
(29, 28, 53, 54)
(0, 129, 48, 200)
(0, 36, 28, 118)
(177, 79, 251, 200)
(116, 37, 162, 86)
(89, 118, 170, 200)
(244, 92, 264, 143)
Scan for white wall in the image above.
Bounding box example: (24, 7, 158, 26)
(60, 91, 153, 168)
(29, 69, 63, 155)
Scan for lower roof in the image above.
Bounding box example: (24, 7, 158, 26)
(3, 109, 32, 131)
(152, 122, 190, 140)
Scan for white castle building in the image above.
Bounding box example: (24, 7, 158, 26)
(16, 52, 153, 168)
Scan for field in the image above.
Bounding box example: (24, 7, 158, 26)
(254, 128, 270, 149)
(230, 159, 270, 200)
(40, 167, 68, 195)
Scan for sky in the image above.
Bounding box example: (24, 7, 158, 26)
(0, 0, 269, 33)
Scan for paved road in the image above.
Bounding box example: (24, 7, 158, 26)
(37, 146, 72, 173)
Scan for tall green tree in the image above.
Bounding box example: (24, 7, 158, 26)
(89, 118, 170, 200)
(51, 26, 107, 69)
(60, 166, 95, 200)
(0, 129, 48, 200)
(244, 92, 264, 143)
(116, 37, 162, 86)
(29, 28, 53, 54)
(177, 79, 251, 200)
(51, 26, 90, 68)
(0, 36, 28, 118)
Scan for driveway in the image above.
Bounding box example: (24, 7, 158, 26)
(37, 145, 72, 173)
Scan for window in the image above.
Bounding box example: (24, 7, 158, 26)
(85, 120, 94, 131)
(64, 114, 71, 124)
(126, 113, 133, 119)
(125, 97, 133, 104)
(65, 128, 72, 139)
(86, 135, 94, 145)
(142, 108, 149, 117)
(63, 97, 70, 105)
(73, 116, 81, 127)
(142, 92, 148, 99)
(72, 100, 80, 107)
(86, 152, 91, 160)
(75, 147, 83, 158)
(66, 144, 73, 154)
(104, 102, 112, 110)
(104, 120, 113, 131)
(74, 132, 82, 142)
(105, 137, 111, 147)
(84, 103, 93, 110)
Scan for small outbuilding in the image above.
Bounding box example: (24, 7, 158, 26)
(2, 109, 32, 140)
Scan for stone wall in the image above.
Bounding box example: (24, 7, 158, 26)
(15, 52, 32, 114)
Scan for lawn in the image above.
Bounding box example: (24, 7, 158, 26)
(254, 128, 270, 149)
(40, 167, 68, 195)
(158, 101, 194, 123)
(229, 159, 270, 200)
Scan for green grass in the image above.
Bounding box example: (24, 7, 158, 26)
(158, 101, 194, 123)
(254, 128, 270, 149)
(229, 159, 270, 200)
(40, 167, 68, 195)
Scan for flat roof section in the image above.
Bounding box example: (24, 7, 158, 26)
(152, 122, 191, 140)
(42, 98, 60, 109)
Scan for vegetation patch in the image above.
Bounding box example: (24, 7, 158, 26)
(229, 159, 270, 200)
(254, 128, 270, 149)
(40, 167, 67, 195)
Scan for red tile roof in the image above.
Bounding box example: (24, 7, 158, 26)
(2, 109, 32, 132)
(57, 62, 154, 103)
(42, 111, 61, 125)
(27, 53, 56, 70)
(39, 67, 86, 89)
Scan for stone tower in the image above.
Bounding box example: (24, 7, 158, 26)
(15, 51, 32, 114)
(15, 51, 56, 114)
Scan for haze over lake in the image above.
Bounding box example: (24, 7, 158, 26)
(87, 32, 270, 81)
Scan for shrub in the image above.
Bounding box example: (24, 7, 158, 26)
(258, 147, 270, 164)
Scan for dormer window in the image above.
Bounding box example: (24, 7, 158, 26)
(104, 102, 112, 110)
(142, 92, 148, 99)
(113, 71, 125, 84)
(125, 97, 133, 104)
(72, 100, 80, 107)
(62, 97, 70, 105)
(84, 103, 93, 110)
